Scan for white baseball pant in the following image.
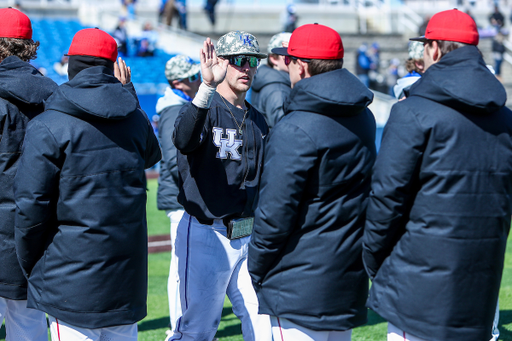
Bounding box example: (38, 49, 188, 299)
(388, 323, 428, 341)
(169, 212, 271, 341)
(270, 316, 351, 341)
(167, 209, 185, 331)
(0, 297, 48, 341)
(48, 316, 137, 341)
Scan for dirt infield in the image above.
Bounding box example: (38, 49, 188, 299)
(148, 234, 171, 253)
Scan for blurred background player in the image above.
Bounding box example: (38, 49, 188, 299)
(156, 54, 201, 341)
(393, 41, 424, 100)
(251, 32, 291, 128)
(0, 7, 57, 341)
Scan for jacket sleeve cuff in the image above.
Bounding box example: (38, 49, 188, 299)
(192, 82, 216, 109)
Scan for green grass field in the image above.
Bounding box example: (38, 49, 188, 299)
(2, 178, 512, 340)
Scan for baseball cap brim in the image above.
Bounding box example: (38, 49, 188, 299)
(271, 47, 291, 56)
(409, 36, 428, 43)
(219, 52, 268, 59)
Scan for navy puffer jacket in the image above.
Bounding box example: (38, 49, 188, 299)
(363, 46, 512, 341)
(0, 56, 57, 300)
(249, 68, 376, 331)
(14, 66, 161, 328)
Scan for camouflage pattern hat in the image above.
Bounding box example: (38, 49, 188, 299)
(408, 41, 424, 60)
(216, 31, 267, 59)
(165, 55, 201, 82)
(267, 32, 292, 54)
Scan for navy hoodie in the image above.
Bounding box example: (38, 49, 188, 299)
(249, 68, 376, 331)
(14, 66, 161, 328)
(0, 56, 57, 300)
(363, 45, 512, 341)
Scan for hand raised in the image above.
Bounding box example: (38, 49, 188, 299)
(200, 37, 228, 88)
(114, 57, 131, 85)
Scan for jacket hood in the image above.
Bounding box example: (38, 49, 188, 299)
(409, 45, 506, 114)
(156, 87, 189, 113)
(45, 66, 138, 120)
(0, 56, 57, 106)
(284, 68, 373, 117)
(252, 65, 291, 92)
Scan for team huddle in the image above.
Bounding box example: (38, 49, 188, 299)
(1, 5, 512, 341)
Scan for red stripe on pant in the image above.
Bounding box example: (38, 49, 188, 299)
(277, 317, 285, 341)
(56, 318, 61, 341)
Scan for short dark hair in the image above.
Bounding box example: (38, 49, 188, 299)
(425, 39, 469, 58)
(307, 58, 344, 76)
(267, 53, 278, 68)
(0, 37, 39, 62)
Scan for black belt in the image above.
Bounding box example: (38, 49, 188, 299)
(195, 216, 238, 227)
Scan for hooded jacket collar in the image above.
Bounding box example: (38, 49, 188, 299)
(252, 65, 291, 92)
(156, 87, 189, 113)
(284, 68, 373, 117)
(409, 45, 506, 114)
(0, 56, 57, 106)
(45, 66, 138, 120)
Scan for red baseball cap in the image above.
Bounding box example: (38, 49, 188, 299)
(67, 28, 118, 62)
(0, 8, 32, 39)
(410, 9, 479, 45)
(272, 23, 344, 59)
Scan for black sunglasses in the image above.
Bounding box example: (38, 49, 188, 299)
(227, 55, 260, 68)
(284, 56, 311, 66)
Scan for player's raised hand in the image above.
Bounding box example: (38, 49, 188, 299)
(114, 57, 131, 85)
(200, 37, 228, 88)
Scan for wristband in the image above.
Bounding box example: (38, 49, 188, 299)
(192, 82, 216, 109)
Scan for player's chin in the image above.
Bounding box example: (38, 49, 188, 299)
(237, 80, 252, 91)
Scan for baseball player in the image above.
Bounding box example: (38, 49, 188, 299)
(251, 32, 292, 128)
(169, 31, 272, 341)
(13, 28, 161, 340)
(156, 55, 201, 340)
(249, 23, 376, 341)
(363, 9, 512, 341)
(0, 8, 57, 341)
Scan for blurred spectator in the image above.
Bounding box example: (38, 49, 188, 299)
(489, 5, 505, 30)
(355, 43, 372, 87)
(204, 0, 218, 27)
(160, 0, 175, 25)
(282, 4, 298, 32)
(418, 15, 430, 36)
(465, 9, 478, 27)
(112, 17, 129, 57)
(386, 58, 400, 96)
(14, 1, 22, 11)
(175, 0, 188, 29)
(136, 22, 158, 57)
(393, 41, 424, 100)
(492, 31, 506, 81)
(122, 0, 137, 20)
(53, 55, 69, 76)
(161, 0, 186, 29)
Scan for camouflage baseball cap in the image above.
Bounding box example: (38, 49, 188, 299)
(216, 31, 267, 59)
(267, 32, 292, 54)
(165, 55, 201, 82)
(408, 41, 424, 60)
